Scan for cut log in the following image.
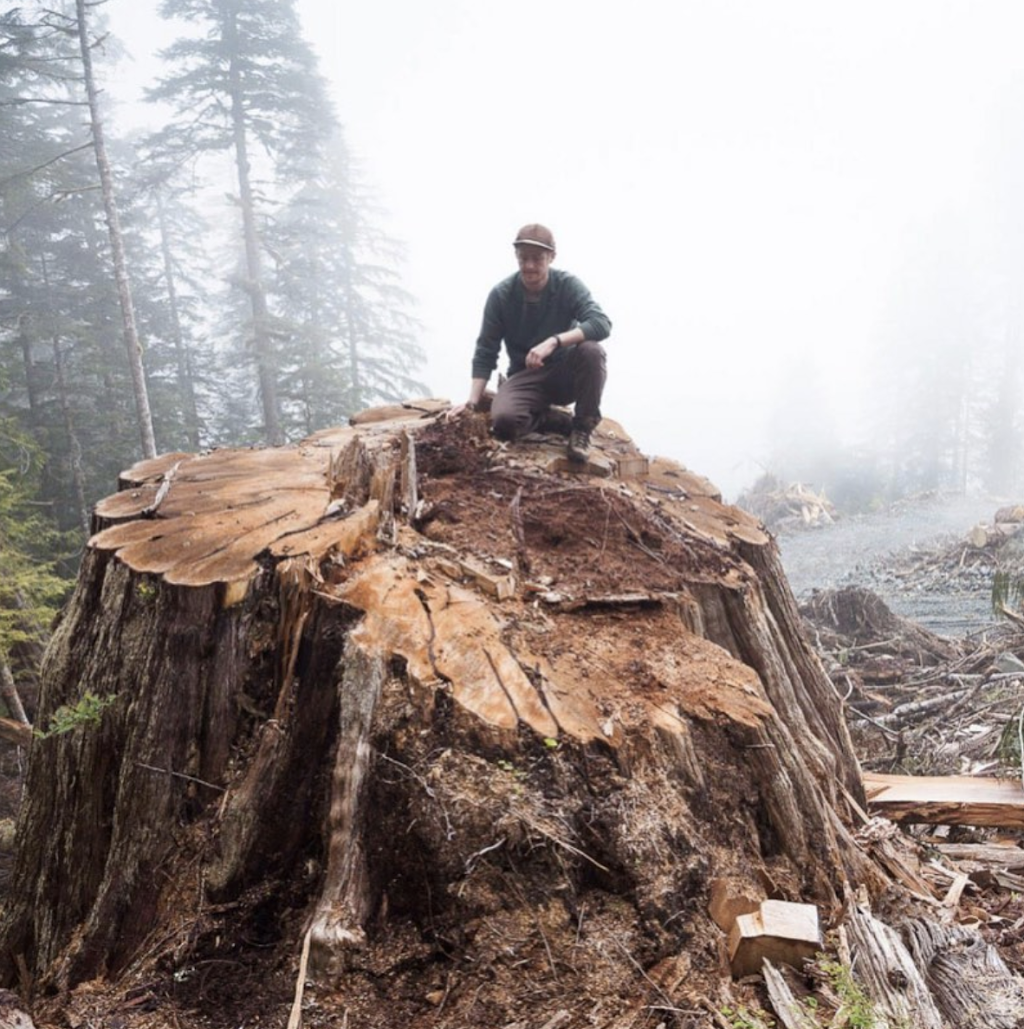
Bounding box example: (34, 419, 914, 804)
(864, 772, 1024, 828)
(933, 841, 1024, 868)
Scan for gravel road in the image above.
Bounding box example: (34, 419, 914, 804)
(776, 493, 1002, 638)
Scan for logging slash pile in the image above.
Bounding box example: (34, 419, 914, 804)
(734, 474, 837, 533)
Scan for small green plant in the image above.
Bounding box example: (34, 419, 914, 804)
(721, 1005, 775, 1029)
(135, 579, 158, 602)
(818, 958, 877, 1028)
(35, 691, 118, 739)
(543, 737, 559, 749)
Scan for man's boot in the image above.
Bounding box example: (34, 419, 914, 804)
(567, 424, 592, 462)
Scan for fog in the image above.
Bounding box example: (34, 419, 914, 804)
(114, 0, 1024, 500)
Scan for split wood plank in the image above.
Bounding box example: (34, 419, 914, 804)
(933, 841, 1024, 868)
(864, 772, 1024, 828)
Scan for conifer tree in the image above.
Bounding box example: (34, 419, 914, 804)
(146, 0, 334, 445)
(268, 138, 428, 435)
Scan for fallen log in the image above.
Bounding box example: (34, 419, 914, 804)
(864, 772, 1024, 828)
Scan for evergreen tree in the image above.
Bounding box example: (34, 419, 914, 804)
(0, 3, 151, 528)
(72, 0, 157, 458)
(268, 137, 427, 436)
(146, 0, 335, 445)
(0, 418, 74, 717)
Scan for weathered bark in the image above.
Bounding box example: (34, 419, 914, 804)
(0, 989, 35, 1028)
(74, 0, 157, 460)
(0, 408, 894, 1023)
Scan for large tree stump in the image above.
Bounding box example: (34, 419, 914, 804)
(0, 403, 885, 1025)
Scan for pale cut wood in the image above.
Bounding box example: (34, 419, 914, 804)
(614, 454, 650, 479)
(308, 643, 383, 978)
(864, 772, 1024, 827)
(348, 399, 448, 425)
(548, 454, 613, 478)
(286, 929, 311, 1029)
(454, 558, 516, 601)
(269, 501, 381, 561)
(934, 841, 1024, 868)
(707, 877, 762, 932)
(399, 430, 418, 516)
(728, 901, 820, 978)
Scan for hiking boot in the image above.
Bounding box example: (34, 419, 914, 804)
(567, 426, 591, 463)
(537, 406, 573, 437)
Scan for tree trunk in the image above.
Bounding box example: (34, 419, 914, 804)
(224, 3, 282, 446)
(74, 0, 157, 460)
(0, 408, 922, 1026)
(155, 190, 201, 450)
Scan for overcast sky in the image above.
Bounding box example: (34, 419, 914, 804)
(114, 0, 1024, 498)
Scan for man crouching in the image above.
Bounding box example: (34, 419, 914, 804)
(449, 223, 611, 462)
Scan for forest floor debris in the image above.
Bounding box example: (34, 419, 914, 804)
(796, 501, 1024, 977)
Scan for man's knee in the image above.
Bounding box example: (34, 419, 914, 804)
(575, 339, 607, 369)
(490, 409, 520, 441)
(490, 393, 524, 441)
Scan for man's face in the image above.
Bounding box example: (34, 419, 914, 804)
(515, 245, 554, 292)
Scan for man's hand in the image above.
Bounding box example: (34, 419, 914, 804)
(446, 401, 478, 422)
(526, 336, 559, 369)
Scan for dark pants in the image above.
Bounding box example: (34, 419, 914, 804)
(490, 340, 608, 441)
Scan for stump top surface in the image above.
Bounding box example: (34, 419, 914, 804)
(87, 401, 774, 738)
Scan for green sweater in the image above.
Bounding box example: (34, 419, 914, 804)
(471, 268, 611, 380)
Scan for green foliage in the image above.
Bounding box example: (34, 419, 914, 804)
(0, 421, 75, 659)
(721, 1006, 775, 1029)
(34, 691, 117, 739)
(817, 958, 880, 1029)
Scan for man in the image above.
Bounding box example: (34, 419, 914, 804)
(451, 223, 611, 462)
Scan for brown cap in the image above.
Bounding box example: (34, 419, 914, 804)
(513, 223, 556, 252)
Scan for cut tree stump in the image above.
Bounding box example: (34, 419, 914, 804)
(0, 403, 888, 1028)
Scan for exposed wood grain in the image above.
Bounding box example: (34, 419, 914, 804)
(864, 772, 1024, 827)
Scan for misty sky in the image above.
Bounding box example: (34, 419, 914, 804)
(113, 0, 1024, 498)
